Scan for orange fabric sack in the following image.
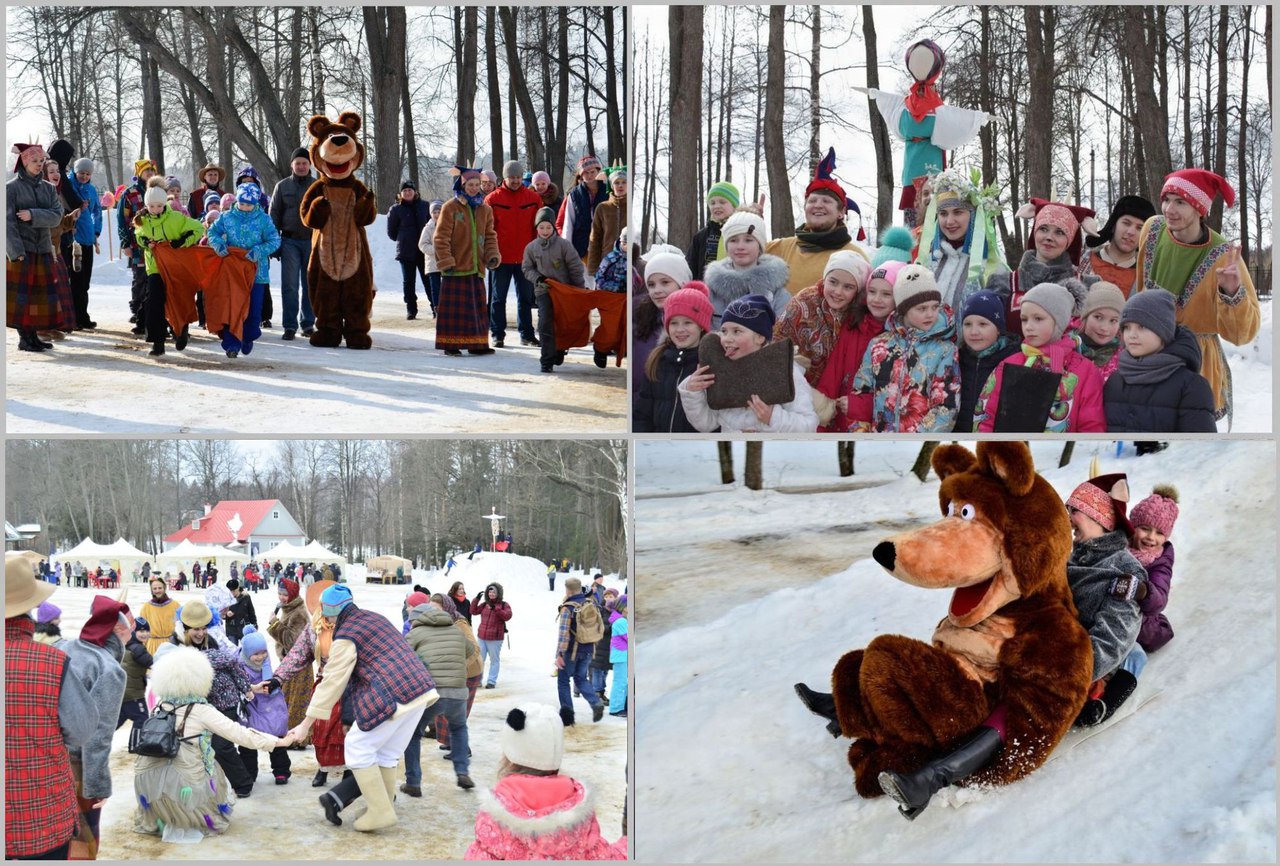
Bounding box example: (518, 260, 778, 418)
(545, 279, 627, 364)
(152, 244, 257, 341)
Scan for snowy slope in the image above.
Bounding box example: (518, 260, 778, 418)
(44, 552, 627, 859)
(6, 212, 626, 434)
(634, 441, 1276, 863)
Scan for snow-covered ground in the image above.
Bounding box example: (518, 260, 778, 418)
(41, 552, 627, 859)
(634, 440, 1276, 862)
(5, 212, 626, 434)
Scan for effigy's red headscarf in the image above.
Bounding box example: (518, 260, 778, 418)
(903, 40, 946, 123)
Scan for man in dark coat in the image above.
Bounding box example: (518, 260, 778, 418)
(269, 147, 318, 340)
(224, 578, 258, 643)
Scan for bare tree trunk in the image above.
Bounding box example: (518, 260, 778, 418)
(486, 6, 503, 168)
(667, 4, 703, 247)
(456, 7, 478, 165)
(1023, 6, 1055, 197)
(553, 7, 569, 183)
(402, 72, 419, 188)
(499, 6, 546, 169)
(1237, 6, 1251, 259)
(764, 6, 794, 237)
(744, 443, 763, 491)
(837, 442, 855, 477)
(603, 6, 624, 161)
(140, 51, 165, 169)
(1058, 441, 1075, 468)
(1209, 4, 1230, 231)
(362, 6, 406, 210)
(717, 442, 734, 484)
(1182, 7, 1193, 167)
(581, 12, 595, 159)
(863, 6, 894, 235)
(1122, 8, 1173, 202)
(310, 7, 324, 116)
(809, 6, 821, 176)
(910, 442, 939, 482)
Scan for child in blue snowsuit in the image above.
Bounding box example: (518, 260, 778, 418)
(206, 183, 281, 357)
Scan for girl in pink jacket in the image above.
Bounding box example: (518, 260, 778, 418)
(975, 281, 1105, 433)
(466, 703, 626, 861)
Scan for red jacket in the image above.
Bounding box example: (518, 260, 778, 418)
(815, 312, 888, 432)
(4, 617, 80, 858)
(485, 185, 543, 264)
(471, 586, 512, 642)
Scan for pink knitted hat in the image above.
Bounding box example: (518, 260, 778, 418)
(1066, 481, 1116, 532)
(663, 282, 714, 333)
(1130, 485, 1180, 536)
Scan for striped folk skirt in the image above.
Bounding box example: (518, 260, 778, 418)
(435, 273, 489, 350)
(7, 252, 73, 331)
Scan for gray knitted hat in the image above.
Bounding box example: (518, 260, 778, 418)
(502, 160, 524, 179)
(1121, 290, 1177, 347)
(1020, 282, 1075, 342)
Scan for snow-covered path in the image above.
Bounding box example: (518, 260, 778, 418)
(45, 553, 627, 859)
(6, 214, 627, 434)
(634, 440, 1276, 863)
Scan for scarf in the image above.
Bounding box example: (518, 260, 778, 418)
(1129, 544, 1163, 567)
(1115, 348, 1186, 385)
(794, 222, 852, 252)
(932, 238, 971, 308)
(457, 190, 486, 209)
(149, 590, 172, 606)
(1079, 334, 1120, 368)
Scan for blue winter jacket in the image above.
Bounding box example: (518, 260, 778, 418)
(66, 175, 102, 245)
(386, 198, 430, 262)
(207, 206, 281, 285)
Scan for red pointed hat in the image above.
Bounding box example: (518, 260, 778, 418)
(805, 148, 866, 241)
(1015, 197, 1098, 266)
(1161, 169, 1235, 217)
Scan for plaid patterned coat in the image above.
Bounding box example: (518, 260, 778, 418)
(333, 606, 435, 729)
(4, 617, 80, 858)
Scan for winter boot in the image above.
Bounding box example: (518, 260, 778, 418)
(1077, 670, 1138, 727)
(319, 772, 361, 826)
(592, 702, 606, 723)
(311, 770, 328, 788)
(175, 326, 190, 351)
(794, 683, 843, 738)
(559, 706, 575, 727)
(877, 726, 1003, 821)
(352, 766, 397, 832)
(17, 330, 45, 352)
(149, 341, 165, 357)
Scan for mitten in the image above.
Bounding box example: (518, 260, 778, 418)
(1110, 574, 1143, 601)
(809, 386, 836, 426)
(72, 243, 83, 272)
(486, 257, 500, 270)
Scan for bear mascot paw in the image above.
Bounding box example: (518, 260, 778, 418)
(301, 111, 379, 349)
(799, 442, 1092, 802)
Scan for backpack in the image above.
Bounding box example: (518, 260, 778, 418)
(128, 701, 198, 759)
(565, 600, 605, 645)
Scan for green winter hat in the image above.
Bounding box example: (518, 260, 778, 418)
(706, 181, 740, 209)
(871, 226, 915, 268)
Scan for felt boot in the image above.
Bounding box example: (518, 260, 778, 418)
(794, 682, 843, 737)
(352, 766, 397, 832)
(877, 726, 1003, 821)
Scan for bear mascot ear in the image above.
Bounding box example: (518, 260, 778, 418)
(337, 111, 362, 134)
(975, 442, 1037, 497)
(931, 444, 977, 481)
(308, 115, 332, 138)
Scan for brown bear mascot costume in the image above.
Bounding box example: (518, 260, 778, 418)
(301, 112, 378, 349)
(797, 441, 1092, 819)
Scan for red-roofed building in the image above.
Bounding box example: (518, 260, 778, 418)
(164, 500, 307, 556)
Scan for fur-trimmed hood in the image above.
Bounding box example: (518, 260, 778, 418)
(704, 253, 790, 306)
(149, 645, 213, 700)
(479, 775, 594, 836)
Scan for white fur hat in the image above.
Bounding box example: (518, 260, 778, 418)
(500, 704, 564, 772)
(148, 645, 213, 701)
(143, 185, 168, 208)
(721, 211, 768, 246)
(643, 244, 692, 286)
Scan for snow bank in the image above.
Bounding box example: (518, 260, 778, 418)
(45, 550, 626, 859)
(635, 441, 1276, 862)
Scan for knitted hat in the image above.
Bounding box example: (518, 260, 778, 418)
(577, 155, 602, 171)
(534, 206, 556, 227)
(960, 290, 1006, 331)
(144, 185, 169, 208)
(721, 294, 776, 339)
(721, 211, 768, 247)
(870, 226, 915, 267)
(643, 244, 692, 286)
(1020, 282, 1075, 341)
(706, 181, 740, 208)
(868, 260, 908, 290)
(72, 157, 94, 174)
(1087, 195, 1157, 247)
(319, 583, 353, 617)
(279, 578, 300, 602)
(134, 158, 158, 177)
(6, 554, 54, 618)
(502, 160, 524, 179)
(35, 600, 61, 623)
(290, 146, 311, 162)
(481, 169, 498, 184)
(165, 175, 182, 191)
(1081, 282, 1126, 320)
(1066, 480, 1116, 532)
(1161, 169, 1235, 217)
(219, 193, 236, 211)
(235, 183, 259, 206)
(1015, 198, 1099, 265)
(823, 249, 871, 288)
(1121, 290, 1176, 347)
(531, 171, 551, 185)
(226, 579, 240, 591)
(1130, 485, 1180, 536)
(134, 616, 150, 632)
(663, 283, 714, 333)
(406, 591, 431, 608)
(500, 704, 564, 772)
(234, 165, 261, 186)
(892, 264, 942, 318)
(401, 180, 417, 191)
(523, 171, 533, 185)
(240, 624, 268, 659)
(179, 599, 213, 628)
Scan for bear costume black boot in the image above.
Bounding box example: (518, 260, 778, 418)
(877, 726, 1003, 821)
(794, 683, 842, 738)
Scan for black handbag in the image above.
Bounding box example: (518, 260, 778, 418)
(128, 701, 197, 759)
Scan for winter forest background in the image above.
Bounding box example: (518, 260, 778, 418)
(6, 5, 627, 209)
(4, 439, 628, 576)
(637, 5, 1272, 280)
